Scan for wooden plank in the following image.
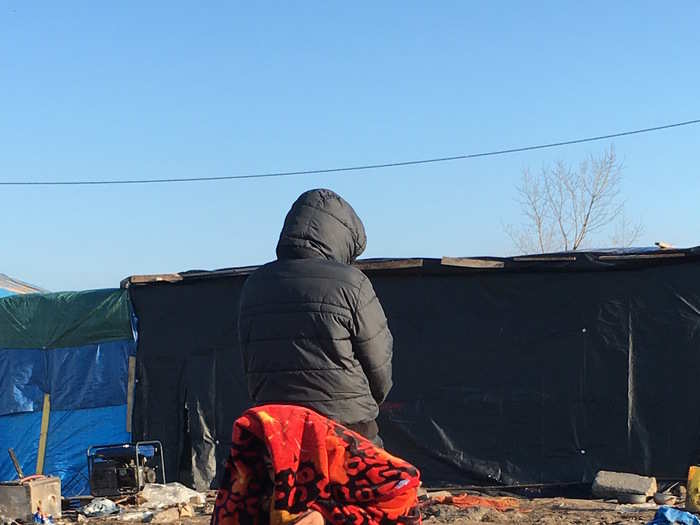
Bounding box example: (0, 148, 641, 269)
(441, 257, 504, 269)
(512, 256, 577, 262)
(36, 393, 51, 475)
(353, 259, 424, 271)
(8, 448, 24, 478)
(126, 273, 184, 285)
(598, 252, 685, 261)
(126, 356, 136, 433)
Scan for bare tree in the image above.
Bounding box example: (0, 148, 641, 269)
(505, 146, 643, 253)
(503, 169, 555, 254)
(610, 210, 644, 248)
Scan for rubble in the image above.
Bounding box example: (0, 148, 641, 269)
(82, 498, 119, 518)
(116, 510, 154, 522)
(151, 508, 179, 523)
(139, 483, 205, 510)
(66, 484, 213, 524)
(42, 482, 700, 525)
(26, 491, 700, 525)
(654, 492, 677, 506)
(178, 505, 194, 518)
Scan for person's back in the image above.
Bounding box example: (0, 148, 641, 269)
(238, 189, 393, 440)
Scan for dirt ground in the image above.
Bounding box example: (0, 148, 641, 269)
(61, 494, 670, 525)
(421, 498, 659, 525)
(173, 498, 660, 525)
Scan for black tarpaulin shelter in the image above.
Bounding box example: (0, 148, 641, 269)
(122, 246, 700, 489)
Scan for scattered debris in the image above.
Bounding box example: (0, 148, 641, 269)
(178, 504, 194, 518)
(673, 483, 687, 500)
(33, 510, 54, 525)
(49, 484, 214, 524)
(117, 510, 154, 522)
(139, 483, 205, 510)
(151, 507, 179, 523)
(653, 492, 677, 506)
(81, 498, 120, 518)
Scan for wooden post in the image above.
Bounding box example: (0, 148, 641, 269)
(126, 356, 136, 433)
(36, 393, 51, 475)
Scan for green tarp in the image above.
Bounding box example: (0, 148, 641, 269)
(0, 289, 132, 349)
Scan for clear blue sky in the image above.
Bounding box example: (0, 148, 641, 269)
(2, 2, 699, 291)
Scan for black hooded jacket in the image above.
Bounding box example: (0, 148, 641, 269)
(238, 189, 393, 425)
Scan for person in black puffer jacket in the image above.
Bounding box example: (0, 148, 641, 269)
(237, 188, 393, 446)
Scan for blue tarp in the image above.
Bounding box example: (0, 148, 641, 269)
(0, 289, 136, 495)
(0, 340, 134, 416)
(0, 405, 130, 495)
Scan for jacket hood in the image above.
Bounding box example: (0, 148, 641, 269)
(276, 189, 367, 264)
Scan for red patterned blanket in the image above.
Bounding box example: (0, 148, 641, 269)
(212, 405, 421, 525)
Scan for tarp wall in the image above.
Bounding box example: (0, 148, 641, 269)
(0, 290, 136, 495)
(127, 250, 700, 488)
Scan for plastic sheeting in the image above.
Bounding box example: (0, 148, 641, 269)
(127, 249, 700, 488)
(129, 280, 245, 491)
(0, 341, 134, 495)
(0, 289, 132, 349)
(43, 405, 131, 495)
(0, 340, 134, 416)
(372, 264, 700, 485)
(0, 347, 45, 414)
(0, 289, 136, 495)
(0, 406, 130, 495)
(0, 411, 40, 478)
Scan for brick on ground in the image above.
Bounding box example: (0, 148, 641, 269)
(591, 470, 657, 498)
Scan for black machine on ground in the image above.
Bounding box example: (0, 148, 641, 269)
(87, 441, 165, 497)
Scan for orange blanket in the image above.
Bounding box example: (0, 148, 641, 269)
(432, 494, 520, 511)
(211, 405, 421, 525)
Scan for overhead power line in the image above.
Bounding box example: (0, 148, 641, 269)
(2, 118, 699, 186)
